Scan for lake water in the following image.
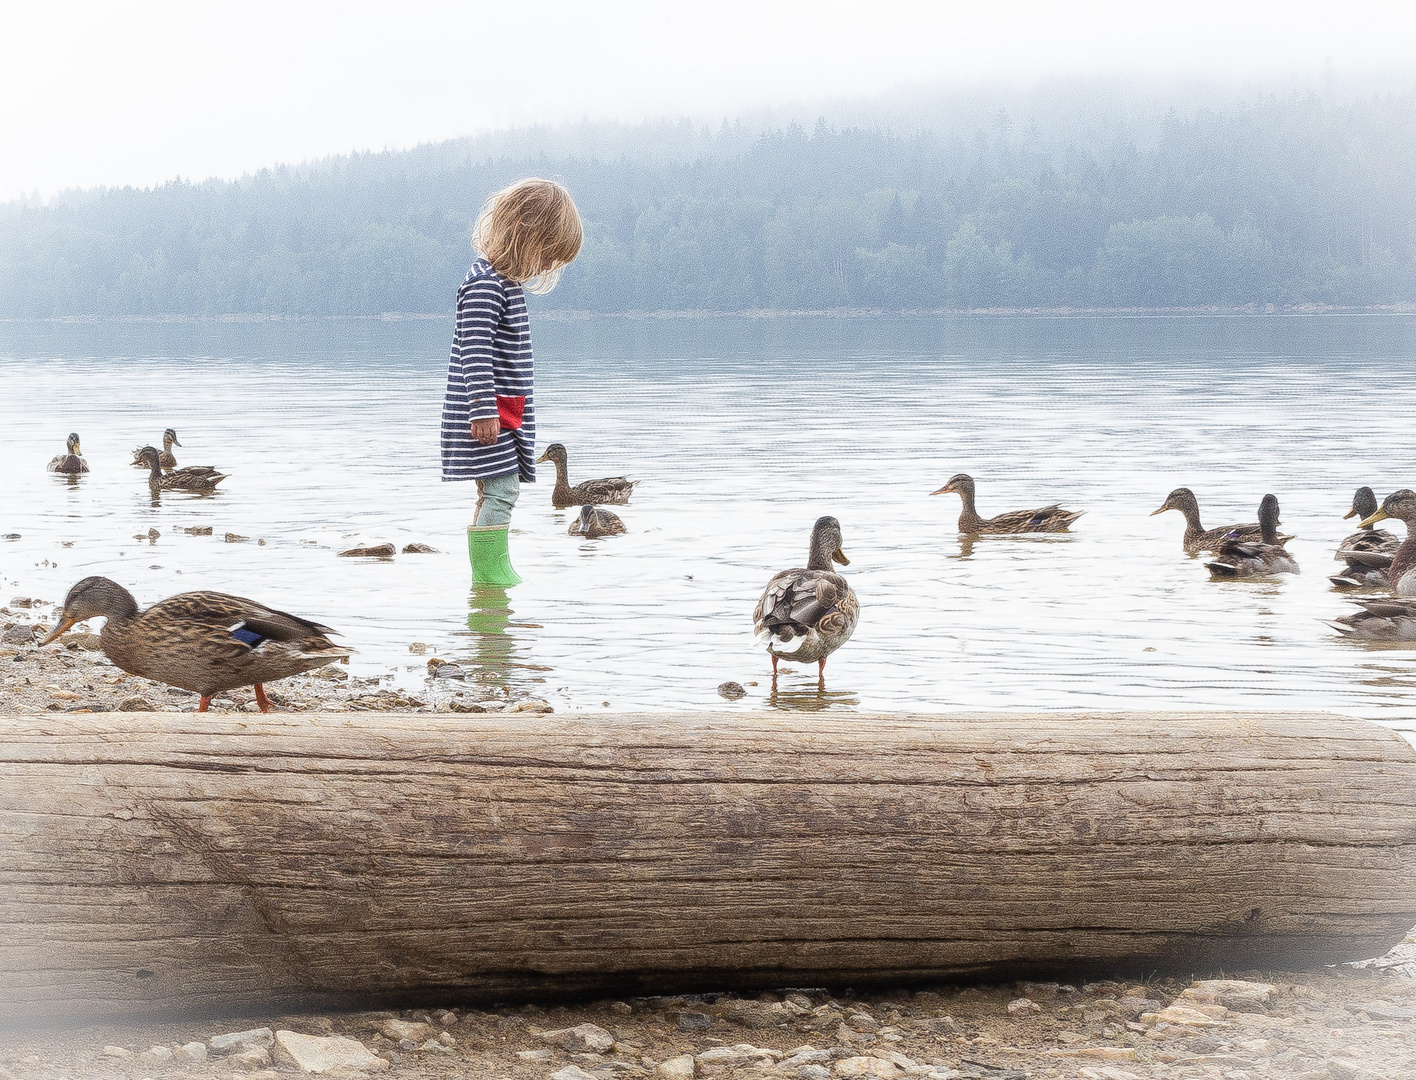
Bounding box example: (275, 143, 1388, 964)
(2, 313, 1415, 742)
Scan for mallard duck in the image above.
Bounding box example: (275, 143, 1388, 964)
(930, 473, 1083, 534)
(1332, 596, 1416, 640)
(569, 505, 626, 538)
(1331, 486, 1401, 589)
(1205, 494, 1299, 578)
(535, 443, 636, 509)
(1356, 488, 1416, 597)
(46, 432, 89, 474)
(135, 445, 226, 491)
(132, 428, 181, 472)
(41, 576, 350, 711)
(753, 515, 859, 681)
(1150, 487, 1286, 553)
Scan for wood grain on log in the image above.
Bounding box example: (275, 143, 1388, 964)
(0, 710, 1413, 1023)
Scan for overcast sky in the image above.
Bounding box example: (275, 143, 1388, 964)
(3, 0, 1415, 202)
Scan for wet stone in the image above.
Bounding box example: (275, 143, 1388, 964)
(338, 543, 396, 558)
(402, 543, 438, 553)
(717, 680, 746, 699)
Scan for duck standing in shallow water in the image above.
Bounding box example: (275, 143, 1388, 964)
(42, 576, 350, 711)
(753, 516, 859, 682)
(535, 443, 636, 509)
(930, 473, 1083, 534)
(569, 505, 626, 538)
(135, 445, 226, 492)
(1151, 487, 1278, 554)
(1331, 486, 1400, 589)
(47, 433, 88, 474)
(1204, 494, 1299, 578)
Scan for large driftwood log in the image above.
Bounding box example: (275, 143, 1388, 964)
(0, 710, 1413, 1023)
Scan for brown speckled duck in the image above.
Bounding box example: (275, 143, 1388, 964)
(1205, 494, 1299, 578)
(930, 473, 1083, 534)
(569, 505, 626, 538)
(1357, 489, 1416, 597)
(42, 576, 350, 711)
(1331, 486, 1401, 589)
(135, 445, 226, 492)
(753, 516, 859, 681)
(535, 443, 636, 509)
(1151, 487, 1283, 554)
(131, 428, 181, 472)
(47, 432, 89, 474)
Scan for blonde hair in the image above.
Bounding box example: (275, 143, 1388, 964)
(471, 178, 583, 294)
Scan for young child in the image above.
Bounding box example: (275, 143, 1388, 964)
(441, 178, 582, 585)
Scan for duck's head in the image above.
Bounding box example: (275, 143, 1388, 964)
(1258, 493, 1282, 541)
(808, 515, 849, 570)
(163, 428, 181, 449)
(66, 432, 81, 456)
(41, 576, 138, 644)
(1151, 487, 1198, 517)
(535, 443, 567, 467)
(1362, 489, 1416, 528)
(930, 473, 974, 498)
(575, 505, 597, 531)
(1345, 486, 1378, 521)
(135, 445, 162, 471)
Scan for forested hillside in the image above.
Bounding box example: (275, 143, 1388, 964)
(3, 85, 1414, 315)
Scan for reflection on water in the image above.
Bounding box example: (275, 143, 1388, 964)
(0, 314, 1414, 743)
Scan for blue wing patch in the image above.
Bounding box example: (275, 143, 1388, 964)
(229, 624, 265, 648)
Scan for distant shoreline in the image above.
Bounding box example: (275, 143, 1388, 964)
(4, 302, 1416, 325)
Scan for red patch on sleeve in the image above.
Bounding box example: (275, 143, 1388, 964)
(496, 395, 526, 430)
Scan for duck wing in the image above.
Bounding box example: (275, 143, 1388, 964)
(567, 477, 637, 506)
(754, 569, 857, 646)
(981, 504, 1084, 534)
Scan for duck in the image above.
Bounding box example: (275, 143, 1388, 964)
(753, 515, 859, 681)
(1151, 487, 1285, 554)
(1331, 596, 1416, 641)
(134, 445, 226, 492)
(535, 443, 637, 509)
(131, 428, 181, 472)
(930, 473, 1083, 534)
(1356, 489, 1416, 597)
(41, 576, 350, 711)
(1330, 486, 1400, 589)
(46, 433, 89, 474)
(569, 505, 626, 538)
(1204, 494, 1299, 578)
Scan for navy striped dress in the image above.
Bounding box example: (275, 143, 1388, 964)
(440, 259, 536, 483)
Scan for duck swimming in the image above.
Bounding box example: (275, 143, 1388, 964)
(569, 505, 626, 538)
(134, 445, 226, 492)
(42, 576, 350, 711)
(930, 473, 1083, 534)
(1331, 486, 1403, 590)
(131, 428, 182, 472)
(1151, 487, 1279, 554)
(47, 433, 89, 474)
(1357, 489, 1416, 597)
(753, 515, 859, 682)
(535, 443, 636, 509)
(1204, 494, 1299, 578)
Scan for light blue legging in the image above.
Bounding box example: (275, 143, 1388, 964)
(474, 474, 521, 526)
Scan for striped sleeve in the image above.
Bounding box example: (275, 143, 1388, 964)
(448, 277, 507, 424)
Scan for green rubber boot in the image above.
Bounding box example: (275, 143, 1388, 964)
(467, 525, 523, 587)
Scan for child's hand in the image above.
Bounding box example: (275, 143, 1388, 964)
(470, 418, 500, 445)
